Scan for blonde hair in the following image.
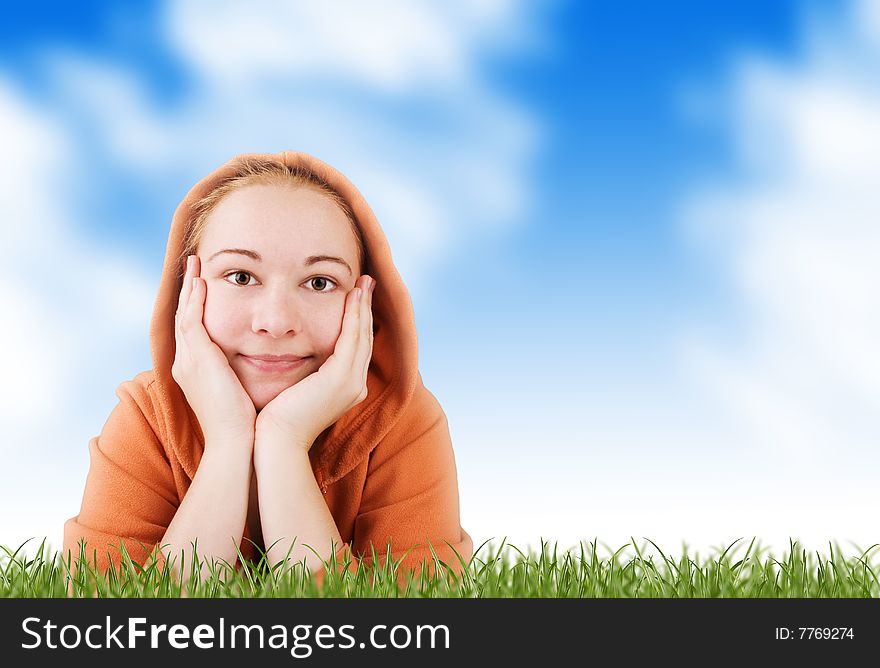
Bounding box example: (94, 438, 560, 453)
(177, 157, 367, 281)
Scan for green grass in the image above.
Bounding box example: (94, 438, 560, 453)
(2, 537, 878, 598)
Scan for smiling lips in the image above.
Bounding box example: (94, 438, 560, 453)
(241, 354, 310, 373)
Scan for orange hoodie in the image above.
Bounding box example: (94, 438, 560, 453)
(63, 150, 473, 589)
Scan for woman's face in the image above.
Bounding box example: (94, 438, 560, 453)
(197, 183, 362, 412)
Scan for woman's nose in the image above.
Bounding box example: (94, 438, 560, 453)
(250, 287, 304, 337)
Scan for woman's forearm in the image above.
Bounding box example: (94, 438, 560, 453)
(254, 430, 343, 573)
(159, 440, 253, 582)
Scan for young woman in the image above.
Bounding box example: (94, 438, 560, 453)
(63, 151, 473, 586)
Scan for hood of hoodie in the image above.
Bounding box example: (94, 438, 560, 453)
(148, 150, 420, 490)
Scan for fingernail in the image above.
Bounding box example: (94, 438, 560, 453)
(370, 278, 376, 292)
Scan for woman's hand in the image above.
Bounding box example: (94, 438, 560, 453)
(255, 274, 376, 451)
(172, 254, 257, 449)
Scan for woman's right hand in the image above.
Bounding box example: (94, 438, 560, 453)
(172, 254, 257, 449)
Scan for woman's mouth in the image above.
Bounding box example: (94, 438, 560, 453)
(241, 354, 310, 373)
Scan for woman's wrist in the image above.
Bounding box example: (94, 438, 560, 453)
(253, 425, 312, 471)
(255, 417, 312, 450)
(200, 433, 255, 466)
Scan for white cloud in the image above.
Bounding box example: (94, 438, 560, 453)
(41, 53, 175, 167)
(0, 80, 72, 424)
(164, 0, 540, 92)
(681, 0, 880, 459)
(0, 78, 154, 426)
(0, 75, 157, 553)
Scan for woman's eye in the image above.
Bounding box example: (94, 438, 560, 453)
(223, 271, 256, 287)
(307, 277, 337, 292)
(221, 272, 337, 292)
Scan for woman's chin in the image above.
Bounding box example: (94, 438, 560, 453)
(247, 381, 293, 413)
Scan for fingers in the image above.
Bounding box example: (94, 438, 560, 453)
(176, 255, 213, 353)
(359, 276, 375, 382)
(336, 279, 363, 356)
(348, 275, 375, 391)
(334, 275, 375, 384)
(176, 255, 195, 320)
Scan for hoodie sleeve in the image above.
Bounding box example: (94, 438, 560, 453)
(62, 375, 179, 574)
(315, 386, 473, 590)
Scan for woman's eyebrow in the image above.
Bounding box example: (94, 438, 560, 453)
(305, 254, 353, 276)
(208, 248, 261, 262)
(207, 249, 352, 275)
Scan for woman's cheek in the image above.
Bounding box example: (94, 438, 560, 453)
(201, 287, 234, 344)
(313, 303, 347, 356)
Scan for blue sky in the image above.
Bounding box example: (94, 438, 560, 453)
(2, 0, 878, 565)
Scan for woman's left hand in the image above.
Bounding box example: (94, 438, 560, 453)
(255, 275, 376, 451)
